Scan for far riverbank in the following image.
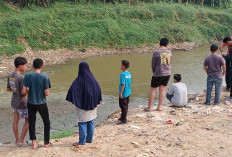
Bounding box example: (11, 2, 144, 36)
(0, 42, 200, 77)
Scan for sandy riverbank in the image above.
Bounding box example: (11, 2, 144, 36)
(0, 42, 200, 77)
(0, 88, 232, 157)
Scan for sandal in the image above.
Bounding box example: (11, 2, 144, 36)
(144, 107, 151, 112)
(45, 142, 53, 148)
(18, 141, 29, 147)
(72, 142, 79, 147)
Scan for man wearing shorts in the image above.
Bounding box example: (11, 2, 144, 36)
(7, 57, 29, 146)
(145, 38, 172, 111)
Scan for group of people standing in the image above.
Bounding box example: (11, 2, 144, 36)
(7, 37, 228, 149)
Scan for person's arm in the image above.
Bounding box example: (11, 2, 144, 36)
(203, 58, 208, 74)
(219, 44, 226, 54)
(204, 66, 208, 74)
(22, 86, 28, 96)
(44, 89, 50, 96)
(7, 88, 12, 91)
(44, 77, 51, 97)
(167, 85, 174, 95)
(119, 84, 125, 99)
(7, 77, 12, 91)
(222, 65, 226, 76)
(151, 53, 157, 73)
(22, 75, 28, 96)
(119, 74, 126, 99)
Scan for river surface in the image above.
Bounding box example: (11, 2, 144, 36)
(0, 45, 224, 142)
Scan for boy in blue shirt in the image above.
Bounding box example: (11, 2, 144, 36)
(118, 60, 131, 124)
(22, 58, 52, 149)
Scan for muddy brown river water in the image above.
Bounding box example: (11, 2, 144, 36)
(0, 45, 224, 143)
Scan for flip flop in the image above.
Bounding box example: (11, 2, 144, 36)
(72, 142, 79, 147)
(18, 141, 29, 147)
(32, 144, 42, 149)
(45, 142, 53, 148)
(144, 108, 151, 112)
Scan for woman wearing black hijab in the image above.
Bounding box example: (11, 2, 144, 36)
(66, 61, 102, 146)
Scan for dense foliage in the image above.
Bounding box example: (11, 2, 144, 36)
(0, 2, 232, 55)
(2, 0, 231, 8)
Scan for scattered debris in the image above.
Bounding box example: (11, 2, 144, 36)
(175, 122, 182, 126)
(151, 116, 163, 122)
(204, 125, 213, 130)
(131, 142, 139, 148)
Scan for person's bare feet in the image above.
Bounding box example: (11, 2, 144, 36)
(45, 142, 53, 148)
(32, 140, 41, 149)
(157, 107, 162, 111)
(32, 143, 39, 149)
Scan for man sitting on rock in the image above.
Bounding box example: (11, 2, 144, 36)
(166, 74, 187, 107)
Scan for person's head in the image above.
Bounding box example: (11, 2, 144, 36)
(210, 44, 218, 53)
(174, 74, 181, 83)
(78, 61, 90, 74)
(121, 60, 130, 71)
(223, 37, 232, 44)
(33, 58, 44, 70)
(160, 38, 169, 47)
(14, 57, 27, 72)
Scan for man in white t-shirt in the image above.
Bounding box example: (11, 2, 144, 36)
(166, 74, 187, 107)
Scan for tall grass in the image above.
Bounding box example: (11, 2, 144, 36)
(0, 2, 232, 55)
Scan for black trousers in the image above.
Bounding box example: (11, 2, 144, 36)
(28, 103, 50, 145)
(119, 96, 130, 123)
(225, 58, 231, 90)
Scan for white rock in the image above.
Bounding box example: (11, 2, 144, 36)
(130, 125, 141, 130)
(132, 142, 139, 147)
(136, 114, 146, 118)
(151, 116, 163, 122)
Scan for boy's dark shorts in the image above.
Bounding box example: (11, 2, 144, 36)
(151, 76, 171, 88)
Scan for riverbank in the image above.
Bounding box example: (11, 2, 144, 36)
(1, 88, 232, 157)
(1, 2, 231, 56)
(0, 42, 200, 77)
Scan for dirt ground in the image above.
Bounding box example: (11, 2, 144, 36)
(0, 42, 200, 77)
(0, 88, 232, 157)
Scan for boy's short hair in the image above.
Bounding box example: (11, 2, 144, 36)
(210, 44, 218, 52)
(160, 38, 169, 47)
(121, 60, 130, 69)
(223, 37, 232, 43)
(174, 74, 181, 82)
(14, 57, 27, 68)
(33, 58, 43, 69)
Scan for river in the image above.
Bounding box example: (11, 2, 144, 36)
(0, 45, 223, 143)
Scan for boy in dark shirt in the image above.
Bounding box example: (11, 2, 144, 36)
(7, 57, 29, 146)
(145, 38, 172, 111)
(22, 58, 52, 149)
(203, 44, 226, 105)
